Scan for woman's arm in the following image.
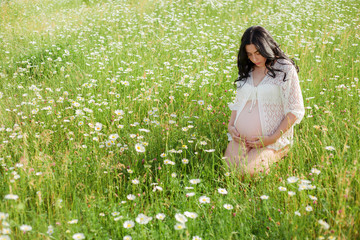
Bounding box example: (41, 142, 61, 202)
(246, 112, 297, 148)
(228, 110, 241, 142)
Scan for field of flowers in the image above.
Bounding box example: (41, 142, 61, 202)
(0, 0, 359, 239)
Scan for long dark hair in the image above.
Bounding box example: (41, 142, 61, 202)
(235, 26, 299, 87)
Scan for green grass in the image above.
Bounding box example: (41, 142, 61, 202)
(0, 0, 359, 239)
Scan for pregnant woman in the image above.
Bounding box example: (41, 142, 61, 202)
(224, 26, 305, 176)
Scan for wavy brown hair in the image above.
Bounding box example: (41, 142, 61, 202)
(235, 26, 299, 87)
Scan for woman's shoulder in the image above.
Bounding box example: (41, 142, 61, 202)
(274, 58, 296, 72)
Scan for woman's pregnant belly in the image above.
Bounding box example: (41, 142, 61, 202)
(235, 101, 262, 140)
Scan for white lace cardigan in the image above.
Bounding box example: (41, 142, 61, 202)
(228, 59, 305, 151)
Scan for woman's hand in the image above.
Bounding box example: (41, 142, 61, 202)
(246, 135, 275, 149)
(228, 126, 242, 143)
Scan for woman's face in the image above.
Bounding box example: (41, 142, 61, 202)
(245, 44, 266, 68)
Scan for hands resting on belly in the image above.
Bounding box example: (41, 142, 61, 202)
(228, 126, 275, 149)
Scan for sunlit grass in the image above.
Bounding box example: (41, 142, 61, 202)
(0, 0, 359, 239)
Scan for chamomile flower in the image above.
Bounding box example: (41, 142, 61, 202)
(287, 176, 299, 183)
(309, 195, 318, 201)
(223, 204, 234, 210)
(305, 206, 313, 212)
(288, 191, 296, 196)
(135, 213, 152, 224)
(156, 213, 166, 220)
(4, 194, 19, 200)
(184, 211, 198, 219)
(127, 194, 136, 200)
(174, 223, 186, 230)
(19, 225, 32, 232)
(175, 213, 187, 223)
(123, 220, 135, 229)
(218, 188, 228, 194)
(260, 195, 269, 200)
(135, 143, 145, 153)
(199, 196, 210, 204)
(72, 233, 85, 240)
(189, 179, 201, 184)
(318, 219, 330, 230)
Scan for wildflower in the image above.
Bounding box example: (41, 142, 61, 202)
(189, 179, 201, 184)
(0, 212, 9, 220)
(123, 236, 132, 240)
(186, 192, 195, 197)
(109, 134, 119, 140)
(193, 236, 202, 240)
(4, 194, 19, 200)
(174, 223, 186, 230)
(223, 204, 234, 210)
(218, 188, 228, 194)
(305, 206, 313, 212)
(295, 211, 301, 216)
(309, 195, 318, 201)
(175, 213, 187, 223)
(135, 213, 152, 224)
(164, 159, 175, 165)
(47, 225, 54, 235)
(199, 196, 210, 204)
(197, 100, 204, 105)
(115, 110, 124, 116)
(123, 220, 135, 229)
(325, 146, 335, 151)
(184, 211, 198, 219)
(127, 194, 136, 200)
(105, 141, 113, 148)
(171, 172, 177, 178)
(182, 158, 189, 164)
(72, 233, 85, 239)
(68, 219, 78, 224)
(328, 235, 336, 240)
(94, 122, 102, 131)
(318, 219, 330, 230)
(153, 186, 163, 192)
(278, 186, 287, 191)
(19, 225, 32, 232)
(300, 180, 311, 186)
(156, 213, 166, 220)
(114, 216, 123, 221)
(135, 143, 145, 153)
(260, 195, 269, 200)
(0, 236, 10, 240)
(311, 168, 321, 175)
(111, 212, 120, 216)
(139, 128, 150, 133)
(2, 229, 10, 235)
(287, 176, 299, 183)
(288, 191, 296, 196)
(131, 179, 140, 184)
(199, 141, 207, 145)
(204, 149, 215, 152)
(298, 184, 308, 191)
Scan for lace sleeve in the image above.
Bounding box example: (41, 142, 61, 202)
(280, 65, 305, 125)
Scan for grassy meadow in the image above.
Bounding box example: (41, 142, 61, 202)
(0, 0, 359, 239)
